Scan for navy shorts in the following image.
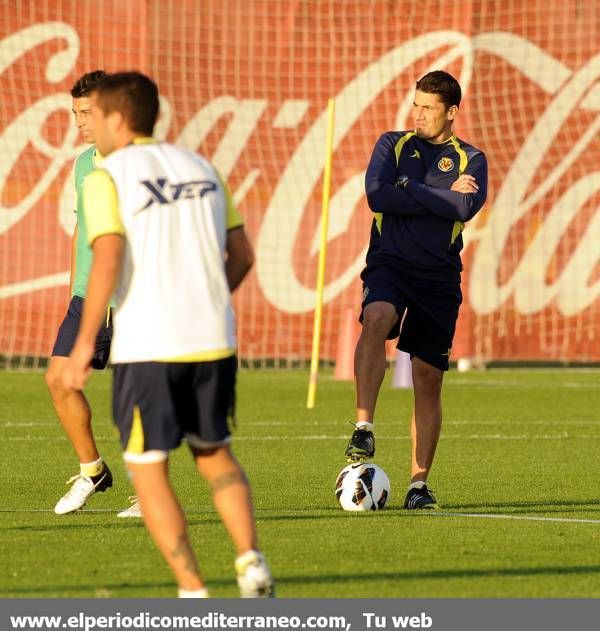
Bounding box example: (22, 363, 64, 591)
(112, 356, 237, 457)
(51, 296, 113, 369)
(360, 265, 462, 371)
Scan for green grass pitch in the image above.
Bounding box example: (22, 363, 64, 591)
(1, 367, 599, 597)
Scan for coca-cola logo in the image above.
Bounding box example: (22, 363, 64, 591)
(1, 24, 598, 320)
(467, 40, 600, 316)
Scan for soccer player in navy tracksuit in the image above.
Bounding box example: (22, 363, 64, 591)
(344, 71, 488, 509)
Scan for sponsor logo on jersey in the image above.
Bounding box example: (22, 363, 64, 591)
(410, 149, 421, 159)
(139, 178, 217, 210)
(437, 157, 454, 172)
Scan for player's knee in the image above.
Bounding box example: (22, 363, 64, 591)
(413, 360, 443, 393)
(45, 364, 61, 392)
(362, 304, 397, 337)
(193, 444, 234, 475)
(45, 361, 69, 398)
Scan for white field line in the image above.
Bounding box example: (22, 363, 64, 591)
(2, 508, 600, 526)
(429, 512, 600, 525)
(217, 420, 600, 427)
(3, 422, 59, 427)
(454, 369, 600, 373)
(6, 433, 600, 442)
(4, 419, 599, 429)
(235, 433, 599, 441)
(448, 380, 600, 388)
(446, 419, 600, 426)
(238, 420, 600, 427)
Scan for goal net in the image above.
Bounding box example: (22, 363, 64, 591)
(1, 0, 598, 368)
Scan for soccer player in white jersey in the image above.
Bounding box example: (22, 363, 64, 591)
(62, 72, 273, 598)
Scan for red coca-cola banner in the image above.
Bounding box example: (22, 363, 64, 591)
(1, 1, 598, 364)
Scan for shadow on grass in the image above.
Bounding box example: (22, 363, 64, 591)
(0, 521, 147, 533)
(3, 563, 600, 597)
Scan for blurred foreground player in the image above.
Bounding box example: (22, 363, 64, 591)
(63, 71, 273, 597)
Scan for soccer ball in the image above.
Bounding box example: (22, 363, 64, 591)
(335, 463, 391, 511)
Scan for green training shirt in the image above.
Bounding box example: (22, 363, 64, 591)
(71, 145, 100, 298)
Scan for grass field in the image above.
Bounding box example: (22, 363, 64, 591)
(1, 367, 599, 598)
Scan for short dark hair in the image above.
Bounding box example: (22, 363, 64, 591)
(70, 70, 107, 98)
(93, 71, 159, 136)
(415, 70, 462, 109)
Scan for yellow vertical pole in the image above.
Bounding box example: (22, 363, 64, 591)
(307, 98, 335, 409)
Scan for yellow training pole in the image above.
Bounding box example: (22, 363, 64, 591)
(307, 98, 335, 409)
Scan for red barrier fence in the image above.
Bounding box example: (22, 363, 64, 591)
(1, 1, 598, 366)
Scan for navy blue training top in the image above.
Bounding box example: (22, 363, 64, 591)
(364, 131, 488, 282)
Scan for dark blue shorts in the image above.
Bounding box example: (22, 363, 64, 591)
(51, 296, 113, 369)
(112, 356, 237, 456)
(360, 265, 462, 371)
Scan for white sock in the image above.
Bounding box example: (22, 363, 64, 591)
(178, 587, 209, 598)
(80, 458, 103, 478)
(356, 421, 374, 432)
(408, 480, 427, 491)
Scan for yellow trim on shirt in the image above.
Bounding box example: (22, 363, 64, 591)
(450, 220, 465, 245)
(132, 137, 157, 145)
(73, 147, 103, 215)
(394, 131, 417, 165)
(448, 136, 468, 244)
(158, 348, 236, 363)
(93, 147, 105, 167)
(448, 136, 468, 175)
(215, 171, 244, 230)
(374, 212, 383, 235)
(83, 169, 125, 245)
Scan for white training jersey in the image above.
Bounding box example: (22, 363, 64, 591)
(85, 140, 240, 363)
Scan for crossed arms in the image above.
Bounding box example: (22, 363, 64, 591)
(365, 134, 488, 222)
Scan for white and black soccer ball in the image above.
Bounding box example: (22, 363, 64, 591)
(335, 463, 391, 511)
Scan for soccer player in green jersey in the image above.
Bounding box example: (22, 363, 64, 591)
(45, 70, 121, 515)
